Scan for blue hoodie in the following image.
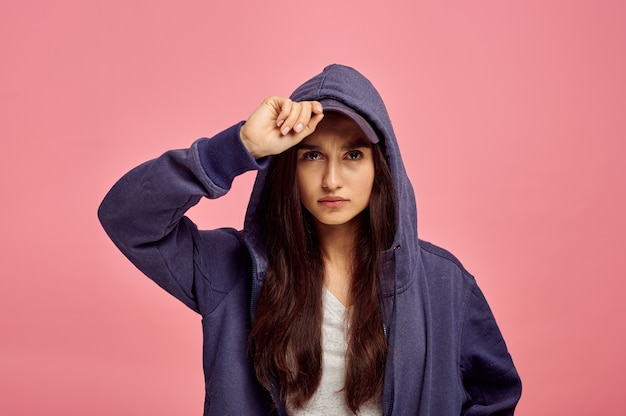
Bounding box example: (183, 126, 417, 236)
(98, 64, 521, 415)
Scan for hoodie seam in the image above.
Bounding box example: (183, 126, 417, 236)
(456, 282, 473, 404)
(315, 69, 330, 97)
(419, 240, 475, 281)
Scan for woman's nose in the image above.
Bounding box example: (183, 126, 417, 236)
(322, 160, 343, 190)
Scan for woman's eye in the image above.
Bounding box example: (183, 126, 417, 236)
(346, 151, 363, 160)
(303, 151, 321, 160)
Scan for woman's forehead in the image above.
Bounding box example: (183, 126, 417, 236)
(304, 112, 372, 146)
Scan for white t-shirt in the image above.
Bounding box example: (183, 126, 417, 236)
(286, 289, 382, 416)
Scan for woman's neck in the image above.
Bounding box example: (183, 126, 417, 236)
(315, 221, 359, 306)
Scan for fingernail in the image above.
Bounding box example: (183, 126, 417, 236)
(294, 123, 303, 133)
(315, 104, 323, 113)
(277, 119, 285, 127)
(281, 126, 291, 135)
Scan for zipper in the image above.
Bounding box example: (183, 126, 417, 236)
(382, 244, 401, 416)
(247, 248, 285, 416)
(249, 254, 258, 323)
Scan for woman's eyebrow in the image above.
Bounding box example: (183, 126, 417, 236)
(296, 143, 321, 151)
(297, 140, 370, 151)
(341, 141, 370, 150)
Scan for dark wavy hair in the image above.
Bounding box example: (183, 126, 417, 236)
(249, 130, 396, 413)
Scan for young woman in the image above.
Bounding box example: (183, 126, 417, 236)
(99, 64, 522, 415)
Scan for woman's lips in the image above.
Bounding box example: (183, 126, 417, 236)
(318, 197, 348, 208)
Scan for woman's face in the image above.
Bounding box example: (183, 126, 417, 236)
(296, 113, 375, 230)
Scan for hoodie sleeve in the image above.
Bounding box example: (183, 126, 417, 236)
(97, 122, 264, 313)
(460, 284, 522, 415)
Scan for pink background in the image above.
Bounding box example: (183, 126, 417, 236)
(2, 1, 625, 414)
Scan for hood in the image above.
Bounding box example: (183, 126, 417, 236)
(243, 64, 420, 294)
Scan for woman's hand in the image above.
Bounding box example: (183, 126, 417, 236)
(240, 97, 324, 159)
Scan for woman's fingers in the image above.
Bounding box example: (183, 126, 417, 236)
(241, 97, 325, 159)
(279, 101, 304, 135)
(275, 98, 292, 129)
(276, 100, 323, 136)
(306, 104, 324, 132)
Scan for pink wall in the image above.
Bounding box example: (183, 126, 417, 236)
(2, 1, 625, 414)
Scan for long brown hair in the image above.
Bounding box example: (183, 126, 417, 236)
(249, 136, 396, 413)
